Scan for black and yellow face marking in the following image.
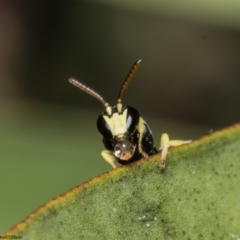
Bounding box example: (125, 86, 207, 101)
(68, 60, 191, 170)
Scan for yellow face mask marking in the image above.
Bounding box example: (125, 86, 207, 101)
(103, 109, 128, 136)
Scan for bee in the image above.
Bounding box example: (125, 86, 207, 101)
(69, 60, 190, 170)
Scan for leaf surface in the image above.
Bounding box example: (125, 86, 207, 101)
(4, 124, 240, 239)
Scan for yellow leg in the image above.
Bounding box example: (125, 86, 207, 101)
(101, 150, 118, 168)
(159, 133, 191, 170)
(137, 117, 148, 159)
(138, 134, 148, 159)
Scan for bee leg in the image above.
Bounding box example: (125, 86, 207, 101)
(159, 133, 191, 170)
(101, 150, 118, 168)
(136, 117, 148, 159)
(138, 139, 148, 159)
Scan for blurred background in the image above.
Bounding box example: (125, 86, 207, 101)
(1, 0, 240, 233)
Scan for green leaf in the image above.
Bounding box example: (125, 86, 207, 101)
(4, 124, 240, 239)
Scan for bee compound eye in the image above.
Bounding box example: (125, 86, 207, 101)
(126, 106, 140, 132)
(97, 115, 112, 138)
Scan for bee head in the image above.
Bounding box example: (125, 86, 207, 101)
(68, 60, 142, 158)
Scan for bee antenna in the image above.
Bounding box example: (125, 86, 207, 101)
(117, 59, 142, 102)
(68, 78, 108, 107)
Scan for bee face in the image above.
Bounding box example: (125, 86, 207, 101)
(96, 105, 140, 138)
(96, 105, 140, 161)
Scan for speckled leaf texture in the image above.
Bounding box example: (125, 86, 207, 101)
(4, 124, 240, 239)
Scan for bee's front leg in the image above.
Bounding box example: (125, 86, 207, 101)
(137, 117, 148, 159)
(101, 150, 118, 168)
(159, 133, 191, 171)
